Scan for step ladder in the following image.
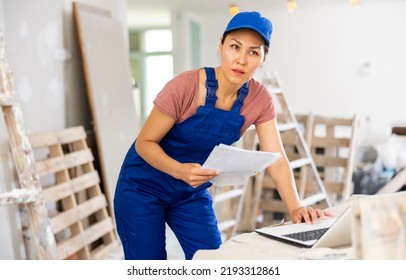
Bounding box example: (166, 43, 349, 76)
(0, 30, 58, 259)
(240, 71, 332, 229)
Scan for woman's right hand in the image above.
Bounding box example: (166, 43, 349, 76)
(176, 163, 219, 187)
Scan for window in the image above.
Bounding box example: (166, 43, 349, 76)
(129, 28, 174, 121)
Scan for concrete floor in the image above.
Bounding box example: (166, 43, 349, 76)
(166, 225, 185, 260)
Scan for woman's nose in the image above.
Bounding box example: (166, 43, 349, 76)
(236, 52, 247, 65)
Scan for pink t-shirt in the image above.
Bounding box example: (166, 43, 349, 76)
(153, 69, 276, 136)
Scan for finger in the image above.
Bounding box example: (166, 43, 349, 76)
(191, 172, 219, 180)
(308, 207, 319, 224)
(323, 210, 335, 217)
(316, 209, 325, 219)
(195, 167, 219, 176)
(301, 208, 312, 224)
(291, 215, 301, 224)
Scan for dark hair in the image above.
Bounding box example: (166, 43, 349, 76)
(221, 30, 269, 54)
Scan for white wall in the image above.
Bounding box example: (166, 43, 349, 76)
(201, 1, 406, 145)
(171, 11, 203, 75)
(0, 0, 127, 260)
(0, 0, 67, 260)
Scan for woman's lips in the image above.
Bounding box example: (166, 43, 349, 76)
(232, 68, 245, 75)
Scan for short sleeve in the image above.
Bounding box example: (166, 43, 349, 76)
(239, 80, 276, 134)
(153, 69, 199, 122)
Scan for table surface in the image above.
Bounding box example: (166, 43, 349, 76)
(193, 203, 354, 260)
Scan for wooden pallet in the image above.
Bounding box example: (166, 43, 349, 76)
(28, 126, 122, 259)
(300, 113, 359, 204)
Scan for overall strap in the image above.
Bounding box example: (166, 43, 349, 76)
(231, 82, 249, 113)
(204, 67, 218, 107)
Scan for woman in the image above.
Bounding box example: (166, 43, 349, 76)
(114, 11, 332, 260)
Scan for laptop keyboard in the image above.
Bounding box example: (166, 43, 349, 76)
(282, 227, 329, 241)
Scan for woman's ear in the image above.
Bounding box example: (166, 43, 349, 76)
(218, 36, 224, 54)
(262, 51, 268, 64)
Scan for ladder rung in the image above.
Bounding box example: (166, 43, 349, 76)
(0, 94, 17, 106)
(0, 188, 40, 205)
(300, 193, 328, 206)
(217, 220, 237, 232)
(213, 189, 244, 204)
(277, 122, 297, 131)
(269, 87, 282, 94)
(289, 158, 311, 169)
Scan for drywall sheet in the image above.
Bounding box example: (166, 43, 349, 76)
(73, 3, 139, 215)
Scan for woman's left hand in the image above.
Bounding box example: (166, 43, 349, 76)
(290, 206, 334, 224)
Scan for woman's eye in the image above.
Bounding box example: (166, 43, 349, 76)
(249, 50, 259, 56)
(231, 44, 240, 50)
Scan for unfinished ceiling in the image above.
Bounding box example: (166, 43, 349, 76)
(126, 0, 383, 28)
(127, 0, 342, 14)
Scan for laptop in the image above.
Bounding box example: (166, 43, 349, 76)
(255, 208, 352, 248)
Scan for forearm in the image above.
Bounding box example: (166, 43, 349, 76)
(135, 140, 183, 179)
(267, 154, 302, 215)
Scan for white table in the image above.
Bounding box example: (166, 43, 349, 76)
(193, 203, 353, 260)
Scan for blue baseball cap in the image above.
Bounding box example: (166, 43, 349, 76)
(223, 11, 273, 47)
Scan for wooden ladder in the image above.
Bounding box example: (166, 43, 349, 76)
(0, 30, 58, 259)
(240, 71, 332, 229)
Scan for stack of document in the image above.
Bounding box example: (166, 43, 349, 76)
(202, 144, 281, 186)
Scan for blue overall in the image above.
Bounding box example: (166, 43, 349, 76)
(114, 67, 249, 260)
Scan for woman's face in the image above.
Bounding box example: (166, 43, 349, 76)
(219, 28, 266, 86)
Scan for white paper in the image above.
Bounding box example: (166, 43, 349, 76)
(202, 144, 281, 186)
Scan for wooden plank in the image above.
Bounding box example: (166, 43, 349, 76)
(313, 155, 348, 167)
(57, 229, 86, 259)
(213, 189, 244, 204)
(73, 2, 140, 218)
(290, 158, 311, 169)
(0, 188, 40, 205)
(57, 218, 115, 259)
(29, 126, 87, 148)
(50, 194, 107, 233)
(57, 126, 87, 144)
(0, 94, 17, 106)
(324, 182, 344, 193)
(342, 115, 358, 200)
(35, 149, 94, 176)
(218, 220, 236, 232)
(56, 217, 116, 259)
(277, 122, 297, 132)
(43, 171, 100, 202)
(238, 171, 264, 232)
(260, 200, 287, 212)
(314, 115, 354, 126)
(301, 193, 329, 207)
(312, 136, 351, 147)
(91, 240, 121, 259)
(82, 217, 115, 247)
